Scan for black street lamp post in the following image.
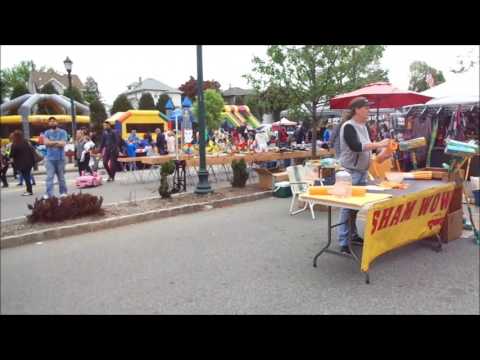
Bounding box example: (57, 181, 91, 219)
(63, 57, 76, 142)
(194, 45, 212, 195)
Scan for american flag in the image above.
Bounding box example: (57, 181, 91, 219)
(426, 73, 435, 88)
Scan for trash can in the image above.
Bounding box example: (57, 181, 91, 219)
(273, 181, 292, 198)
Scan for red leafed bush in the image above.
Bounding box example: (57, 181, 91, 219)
(27, 193, 104, 223)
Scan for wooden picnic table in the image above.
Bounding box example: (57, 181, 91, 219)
(138, 150, 333, 167)
(118, 156, 152, 163)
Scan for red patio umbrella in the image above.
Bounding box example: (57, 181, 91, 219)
(329, 82, 433, 110)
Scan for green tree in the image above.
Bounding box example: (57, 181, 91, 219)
(83, 76, 101, 103)
(110, 94, 133, 114)
(244, 85, 291, 121)
(262, 85, 292, 121)
(156, 93, 171, 114)
(0, 60, 45, 100)
(193, 89, 225, 130)
(287, 105, 311, 125)
(138, 92, 156, 110)
(9, 83, 30, 99)
(245, 45, 387, 155)
(63, 86, 85, 104)
(245, 92, 266, 120)
(89, 99, 108, 135)
(408, 61, 446, 92)
(40, 82, 59, 94)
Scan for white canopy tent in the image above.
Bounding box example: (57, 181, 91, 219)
(272, 118, 297, 126)
(421, 66, 479, 102)
(426, 95, 479, 106)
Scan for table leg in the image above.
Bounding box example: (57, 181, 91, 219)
(365, 272, 370, 284)
(313, 206, 332, 267)
(222, 164, 230, 181)
(209, 165, 218, 182)
(312, 207, 369, 283)
(347, 215, 360, 263)
(434, 233, 443, 252)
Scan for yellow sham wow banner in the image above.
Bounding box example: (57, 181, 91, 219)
(361, 183, 455, 272)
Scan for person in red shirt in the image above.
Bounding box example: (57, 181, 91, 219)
(278, 127, 289, 146)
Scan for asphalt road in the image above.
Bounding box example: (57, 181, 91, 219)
(1, 197, 478, 314)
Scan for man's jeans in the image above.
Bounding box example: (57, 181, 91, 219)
(45, 159, 67, 197)
(337, 169, 367, 247)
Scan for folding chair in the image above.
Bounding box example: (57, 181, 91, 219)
(286, 165, 315, 220)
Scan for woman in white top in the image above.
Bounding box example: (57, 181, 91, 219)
(166, 131, 176, 154)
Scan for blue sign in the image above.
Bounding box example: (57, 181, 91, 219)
(165, 98, 175, 110)
(182, 96, 193, 108)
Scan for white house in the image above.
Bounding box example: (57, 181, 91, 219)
(124, 77, 182, 109)
(28, 69, 85, 95)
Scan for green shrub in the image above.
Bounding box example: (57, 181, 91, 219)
(27, 193, 104, 223)
(231, 159, 249, 188)
(159, 160, 176, 198)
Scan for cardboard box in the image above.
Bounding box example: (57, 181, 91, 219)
(417, 167, 448, 180)
(440, 208, 464, 243)
(416, 167, 464, 182)
(255, 168, 289, 190)
(449, 185, 464, 213)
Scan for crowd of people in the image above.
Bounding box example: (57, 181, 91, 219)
(0, 112, 396, 200)
(0, 117, 189, 196)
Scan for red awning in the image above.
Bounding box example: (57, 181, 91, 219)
(329, 82, 433, 109)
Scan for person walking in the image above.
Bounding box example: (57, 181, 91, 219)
(323, 124, 332, 143)
(76, 129, 87, 175)
(100, 121, 120, 182)
(79, 131, 95, 175)
(166, 131, 176, 154)
(1, 147, 10, 188)
(43, 117, 68, 199)
(128, 129, 140, 145)
(336, 97, 391, 254)
(278, 127, 289, 147)
(380, 123, 390, 139)
(155, 128, 167, 155)
(9, 130, 35, 196)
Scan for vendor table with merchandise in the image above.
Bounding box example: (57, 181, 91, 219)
(139, 150, 333, 184)
(299, 179, 455, 284)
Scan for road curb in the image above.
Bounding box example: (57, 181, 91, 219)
(0, 190, 272, 250)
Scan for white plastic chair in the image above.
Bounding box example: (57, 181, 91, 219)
(286, 165, 315, 220)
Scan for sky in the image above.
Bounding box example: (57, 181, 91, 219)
(1, 45, 478, 105)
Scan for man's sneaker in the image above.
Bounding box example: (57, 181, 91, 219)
(60, 193, 68, 198)
(17, 183, 23, 186)
(42, 195, 49, 200)
(21, 192, 33, 196)
(340, 245, 351, 254)
(352, 235, 363, 244)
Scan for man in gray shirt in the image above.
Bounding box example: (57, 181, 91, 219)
(336, 97, 390, 254)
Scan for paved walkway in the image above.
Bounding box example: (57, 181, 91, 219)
(0, 165, 253, 220)
(1, 197, 478, 314)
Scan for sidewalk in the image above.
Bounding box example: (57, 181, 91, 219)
(6, 161, 101, 177)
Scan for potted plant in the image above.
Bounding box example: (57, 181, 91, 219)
(231, 158, 249, 188)
(158, 160, 176, 198)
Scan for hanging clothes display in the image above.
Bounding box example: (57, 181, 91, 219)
(435, 111, 450, 146)
(411, 110, 432, 167)
(399, 104, 479, 170)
